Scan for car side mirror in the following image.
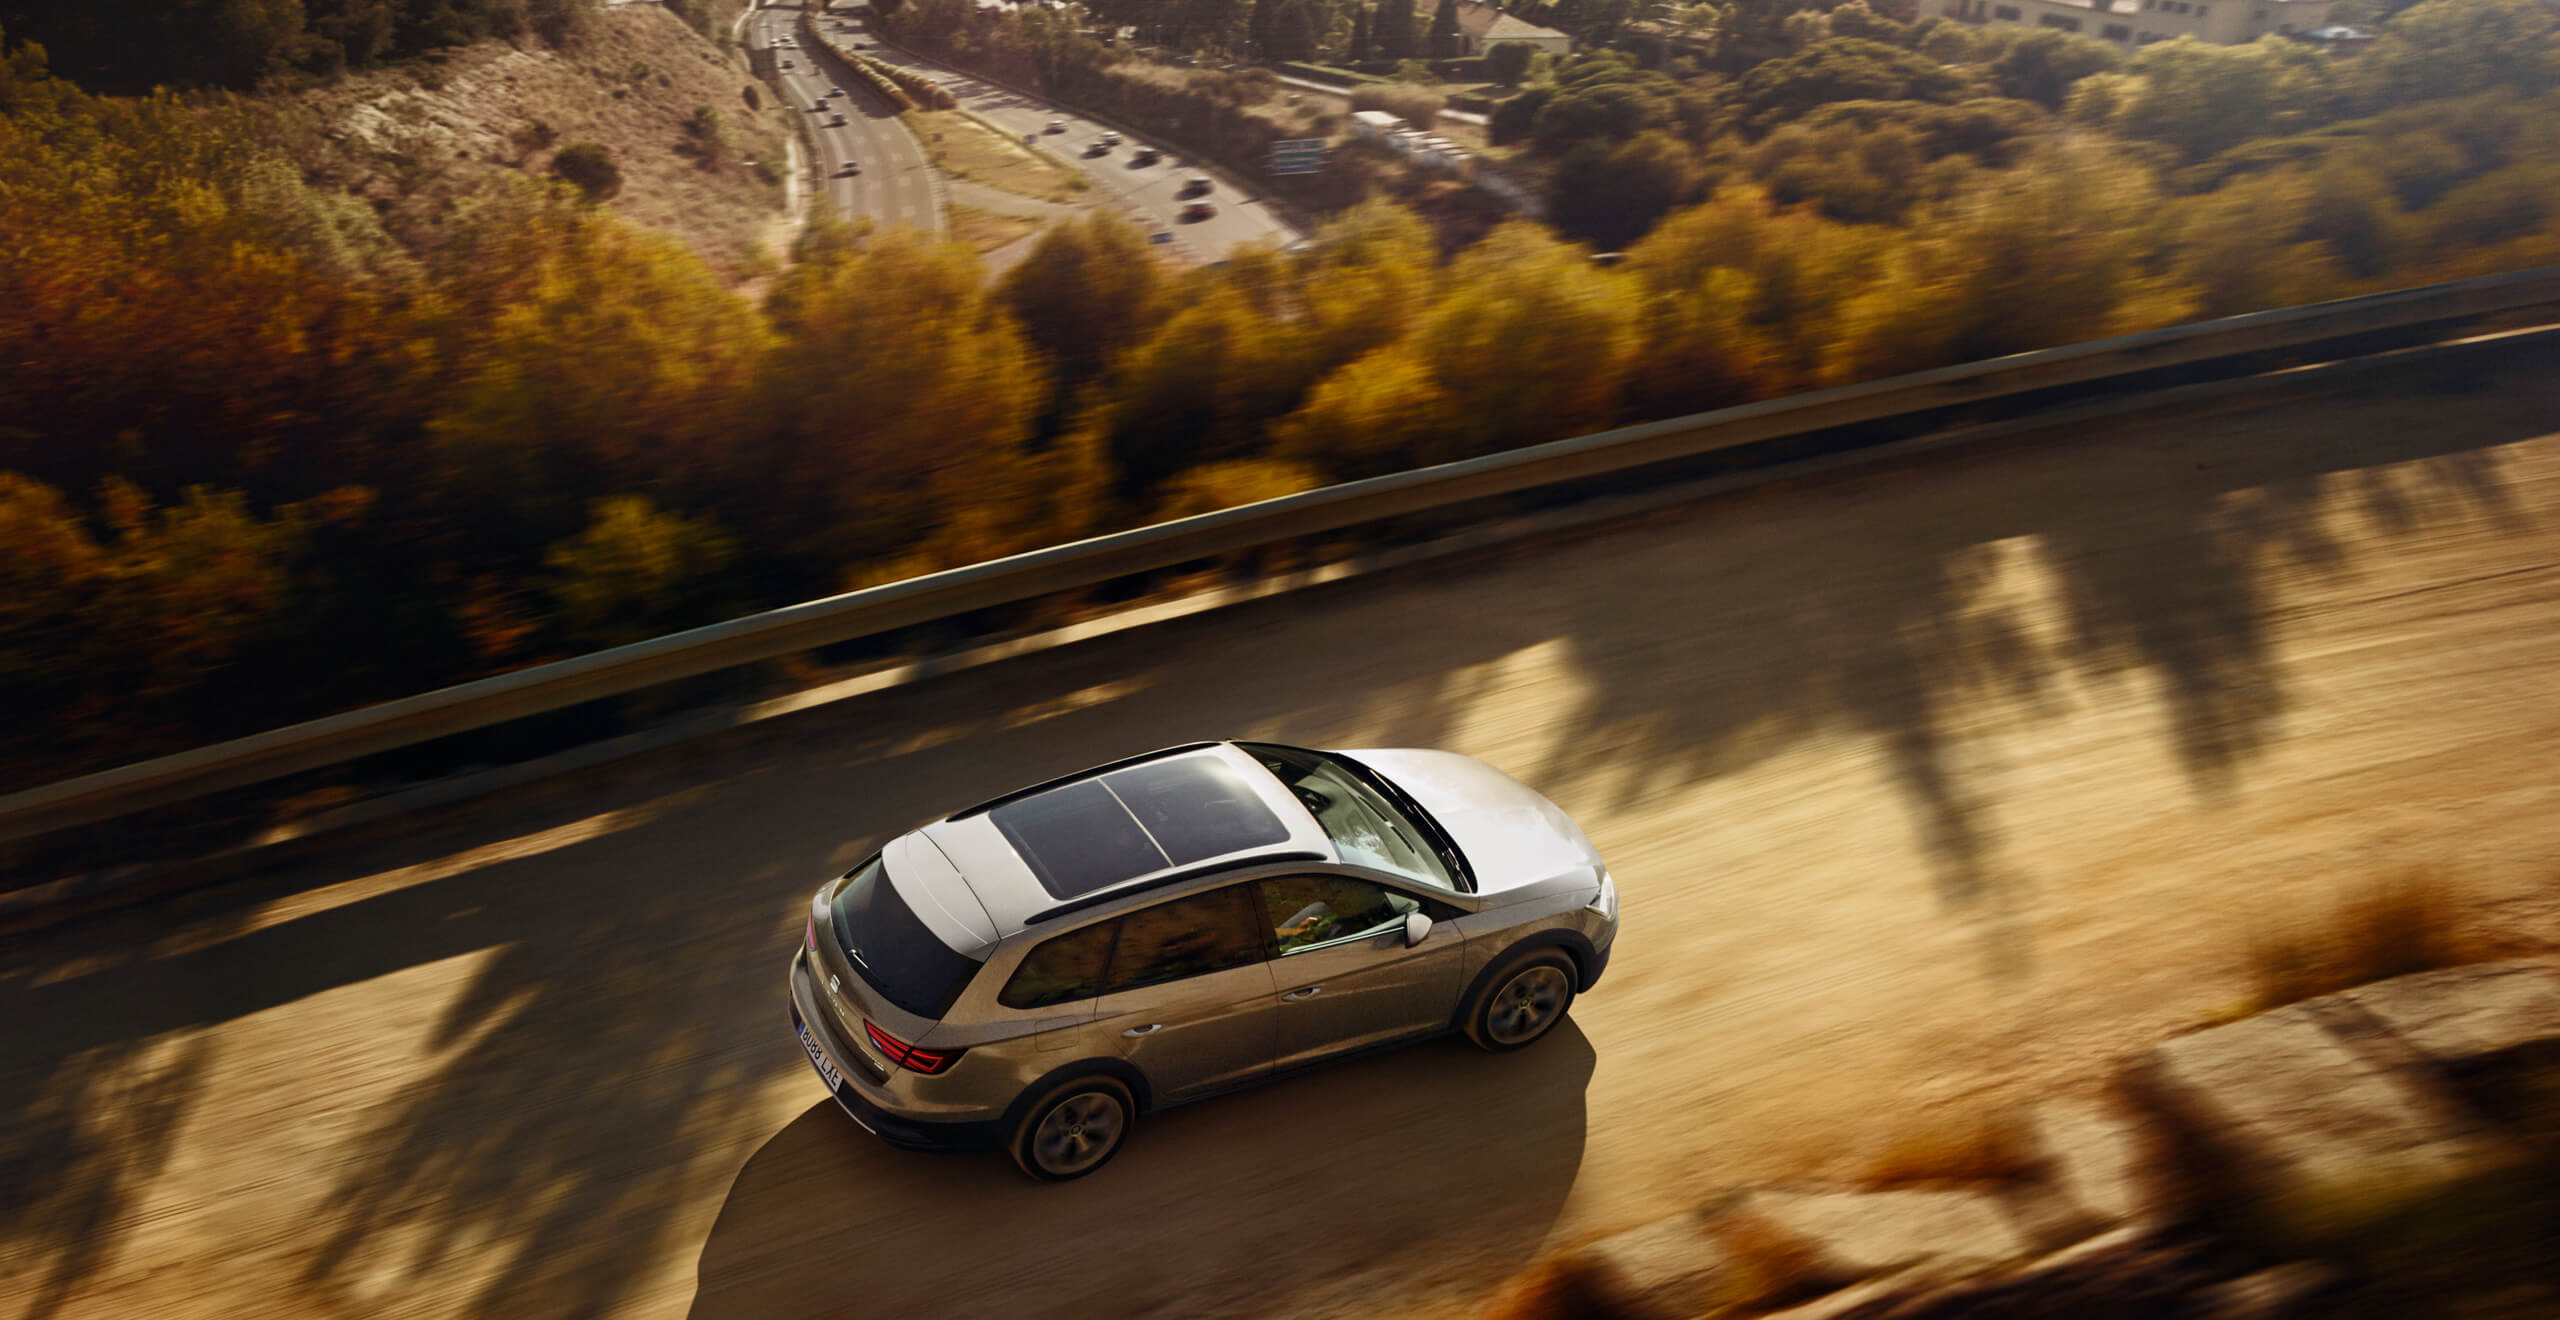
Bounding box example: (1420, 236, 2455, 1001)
(1404, 912, 1433, 947)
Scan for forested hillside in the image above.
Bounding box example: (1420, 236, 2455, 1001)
(3, 0, 2558, 797)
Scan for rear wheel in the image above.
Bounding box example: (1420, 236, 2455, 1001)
(1464, 950, 1578, 1052)
(1008, 1076, 1135, 1182)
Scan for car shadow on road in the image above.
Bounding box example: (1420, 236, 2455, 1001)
(688, 1027, 1594, 1320)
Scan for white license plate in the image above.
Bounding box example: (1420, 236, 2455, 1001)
(798, 1022, 846, 1093)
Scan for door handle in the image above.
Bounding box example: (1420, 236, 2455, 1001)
(1122, 1023, 1163, 1037)
(1282, 986, 1323, 1001)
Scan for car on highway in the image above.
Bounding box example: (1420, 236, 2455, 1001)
(831, 113, 847, 126)
(787, 741, 1618, 1181)
(1046, 117, 1066, 133)
(838, 160, 862, 176)
(1086, 140, 1113, 157)
(1100, 130, 1121, 146)
(1182, 201, 1218, 221)
(1132, 146, 1161, 166)
(1179, 175, 1212, 198)
(831, 85, 847, 98)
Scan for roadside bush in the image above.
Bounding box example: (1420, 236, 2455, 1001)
(1351, 83, 1444, 131)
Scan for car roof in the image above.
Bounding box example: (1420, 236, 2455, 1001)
(918, 742, 1333, 936)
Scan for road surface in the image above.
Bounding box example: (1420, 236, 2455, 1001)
(747, 2, 941, 233)
(5, 350, 2560, 1320)
(847, 18, 1302, 262)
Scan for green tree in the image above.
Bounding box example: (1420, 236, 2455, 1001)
(1428, 0, 1461, 59)
(1267, 0, 1321, 61)
(1486, 41, 1532, 87)
(1548, 130, 1701, 249)
(1986, 29, 2120, 110)
(550, 141, 622, 201)
(1375, 0, 1416, 59)
(2355, 0, 2559, 107)
(1730, 36, 1970, 135)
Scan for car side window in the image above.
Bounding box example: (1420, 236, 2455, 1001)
(999, 920, 1119, 1009)
(1100, 885, 1268, 994)
(1258, 874, 1418, 954)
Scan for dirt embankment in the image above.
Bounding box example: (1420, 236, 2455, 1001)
(268, 4, 797, 277)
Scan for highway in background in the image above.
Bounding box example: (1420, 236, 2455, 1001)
(5, 353, 2559, 1319)
(842, 12, 1303, 262)
(747, 1, 941, 233)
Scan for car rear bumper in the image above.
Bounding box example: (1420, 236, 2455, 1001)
(787, 958, 1003, 1153)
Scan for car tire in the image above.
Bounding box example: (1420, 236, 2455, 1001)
(1007, 1075, 1135, 1182)
(1463, 949, 1578, 1052)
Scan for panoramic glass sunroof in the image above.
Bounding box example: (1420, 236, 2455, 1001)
(992, 756, 1292, 900)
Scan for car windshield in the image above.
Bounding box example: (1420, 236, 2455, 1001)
(1241, 743, 1457, 891)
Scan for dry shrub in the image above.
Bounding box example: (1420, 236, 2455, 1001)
(1860, 1106, 2043, 1190)
(2244, 867, 2472, 1011)
(1477, 1254, 1638, 1320)
(1715, 1210, 1831, 1310)
(1350, 83, 1444, 131)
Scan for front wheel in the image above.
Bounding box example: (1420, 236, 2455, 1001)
(1464, 950, 1578, 1052)
(1008, 1076, 1135, 1182)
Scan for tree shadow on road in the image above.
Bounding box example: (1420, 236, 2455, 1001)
(0, 349, 2548, 1319)
(689, 1027, 1594, 1320)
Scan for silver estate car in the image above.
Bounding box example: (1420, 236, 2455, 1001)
(787, 741, 1619, 1180)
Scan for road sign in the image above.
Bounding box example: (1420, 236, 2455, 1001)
(1268, 137, 1328, 176)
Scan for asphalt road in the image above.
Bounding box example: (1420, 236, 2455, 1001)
(748, 2, 941, 234)
(6, 350, 2560, 1320)
(847, 18, 1303, 262)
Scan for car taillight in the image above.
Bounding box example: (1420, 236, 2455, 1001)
(806, 913, 818, 952)
(864, 1019, 965, 1075)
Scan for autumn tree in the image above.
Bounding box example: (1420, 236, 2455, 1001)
(999, 212, 1172, 422)
(543, 496, 740, 652)
(762, 226, 1054, 570)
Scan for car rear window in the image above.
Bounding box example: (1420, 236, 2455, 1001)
(830, 858, 984, 1019)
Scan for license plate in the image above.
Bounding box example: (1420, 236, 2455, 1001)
(797, 1022, 846, 1094)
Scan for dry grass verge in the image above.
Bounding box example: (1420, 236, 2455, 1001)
(1858, 1105, 2044, 1190)
(2242, 867, 2476, 1014)
(945, 203, 1042, 254)
(1476, 1254, 1642, 1320)
(913, 110, 1085, 202)
(1714, 1209, 1833, 1312)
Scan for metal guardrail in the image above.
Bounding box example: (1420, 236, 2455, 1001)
(4, 266, 2555, 844)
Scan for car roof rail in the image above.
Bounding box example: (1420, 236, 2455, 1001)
(1020, 850, 1326, 927)
(945, 742, 1224, 821)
